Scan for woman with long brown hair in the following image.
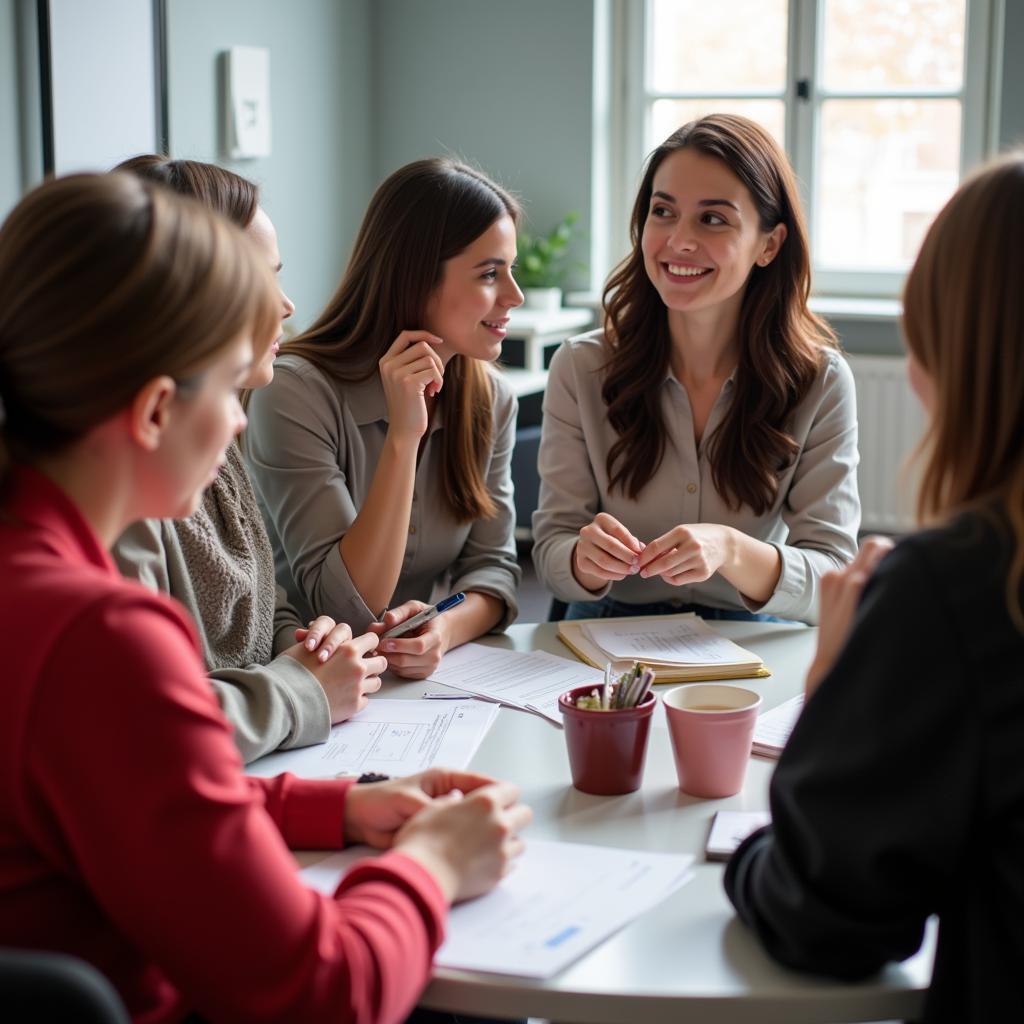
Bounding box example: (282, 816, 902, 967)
(111, 155, 385, 763)
(533, 114, 860, 623)
(0, 171, 530, 1023)
(725, 152, 1024, 1022)
(246, 157, 523, 678)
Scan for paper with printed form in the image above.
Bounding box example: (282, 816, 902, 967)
(301, 839, 695, 978)
(427, 643, 602, 725)
(582, 615, 757, 666)
(751, 693, 804, 758)
(245, 699, 498, 779)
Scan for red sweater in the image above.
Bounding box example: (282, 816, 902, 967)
(0, 467, 447, 1023)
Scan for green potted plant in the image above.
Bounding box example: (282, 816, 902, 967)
(515, 211, 579, 312)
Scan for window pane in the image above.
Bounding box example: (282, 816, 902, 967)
(649, 99, 785, 153)
(816, 99, 961, 270)
(822, 0, 965, 91)
(648, 0, 787, 93)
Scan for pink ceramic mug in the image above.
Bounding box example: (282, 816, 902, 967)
(662, 684, 762, 798)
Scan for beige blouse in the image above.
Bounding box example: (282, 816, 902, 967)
(245, 354, 521, 634)
(532, 330, 861, 623)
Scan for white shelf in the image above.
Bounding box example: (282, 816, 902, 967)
(505, 306, 594, 371)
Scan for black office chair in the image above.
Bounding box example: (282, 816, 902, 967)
(0, 947, 129, 1023)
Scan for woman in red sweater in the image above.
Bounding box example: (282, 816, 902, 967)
(0, 172, 530, 1023)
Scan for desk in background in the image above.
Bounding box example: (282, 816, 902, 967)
(309, 621, 935, 1024)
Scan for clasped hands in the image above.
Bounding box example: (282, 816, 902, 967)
(574, 512, 733, 590)
(344, 768, 532, 903)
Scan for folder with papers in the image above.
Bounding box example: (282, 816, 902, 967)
(557, 613, 770, 683)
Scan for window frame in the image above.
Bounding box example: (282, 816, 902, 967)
(612, 0, 1000, 300)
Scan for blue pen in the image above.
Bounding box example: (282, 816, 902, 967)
(382, 592, 465, 639)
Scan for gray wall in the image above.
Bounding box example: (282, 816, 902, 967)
(0, 0, 21, 216)
(164, 0, 373, 329)
(371, 0, 595, 291)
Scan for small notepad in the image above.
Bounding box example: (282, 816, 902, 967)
(705, 810, 771, 862)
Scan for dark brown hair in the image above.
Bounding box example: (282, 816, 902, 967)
(602, 113, 836, 513)
(285, 157, 520, 523)
(115, 154, 260, 229)
(0, 173, 278, 478)
(902, 152, 1024, 628)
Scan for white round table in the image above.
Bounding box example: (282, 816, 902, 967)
(381, 620, 933, 1024)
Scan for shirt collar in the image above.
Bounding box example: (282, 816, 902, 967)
(344, 371, 445, 435)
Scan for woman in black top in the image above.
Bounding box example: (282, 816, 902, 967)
(725, 153, 1024, 1023)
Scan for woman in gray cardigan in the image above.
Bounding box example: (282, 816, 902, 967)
(113, 157, 386, 762)
(245, 159, 523, 680)
(533, 116, 860, 624)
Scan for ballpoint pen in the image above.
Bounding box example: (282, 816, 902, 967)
(382, 592, 465, 639)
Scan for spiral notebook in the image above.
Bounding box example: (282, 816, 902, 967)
(557, 613, 770, 684)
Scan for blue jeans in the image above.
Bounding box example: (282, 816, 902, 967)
(564, 595, 787, 623)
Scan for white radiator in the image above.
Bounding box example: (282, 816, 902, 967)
(846, 354, 927, 534)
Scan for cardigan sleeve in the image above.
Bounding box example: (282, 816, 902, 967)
(245, 360, 379, 632)
(531, 340, 613, 604)
(447, 373, 521, 629)
(725, 541, 976, 978)
(113, 518, 331, 763)
(26, 593, 447, 1024)
(746, 350, 861, 623)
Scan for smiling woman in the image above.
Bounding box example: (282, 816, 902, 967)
(245, 157, 524, 678)
(532, 114, 862, 625)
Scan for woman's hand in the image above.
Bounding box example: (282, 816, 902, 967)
(573, 512, 645, 590)
(805, 536, 894, 697)
(283, 622, 387, 722)
(344, 768, 498, 848)
(637, 523, 731, 586)
(378, 330, 445, 440)
(393, 778, 532, 904)
(294, 616, 360, 663)
(371, 600, 452, 679)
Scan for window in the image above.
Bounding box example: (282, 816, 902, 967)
(615, 0, 998, 298)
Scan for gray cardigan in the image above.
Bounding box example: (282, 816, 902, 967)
(245, 354, 521, 632)
(113, 455, 330, 763)
(532, 331, 861, 623)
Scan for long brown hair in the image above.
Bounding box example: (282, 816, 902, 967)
(0, 173, 278, 480)
(284, 157, 520, 523)
(603, 114, 835, 513)
(115, 154, 260, 229)
(902, 153, 1024, 628)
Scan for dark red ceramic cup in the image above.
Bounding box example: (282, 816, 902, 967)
(558, 684, 657, 795)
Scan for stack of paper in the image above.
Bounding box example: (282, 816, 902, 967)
(302, 839, 695, 978)
(751, 693, 804, 758)
(245, 698, 498, 779)
(558, 613, 769, 683)
(427, 643, 603, 725)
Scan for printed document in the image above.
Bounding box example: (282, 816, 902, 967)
(302, 839, 695, 978)
(583, 616, 754, 665)
(752, 694, 805, 758)
(246, 699, 498, 779)
(427, 643, 602, 724)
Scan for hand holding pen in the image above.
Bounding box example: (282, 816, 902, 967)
(371, 593, 465, 680)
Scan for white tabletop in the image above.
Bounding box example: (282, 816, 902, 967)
(369, 621, 933, 1023)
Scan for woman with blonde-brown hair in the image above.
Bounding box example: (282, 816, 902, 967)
(0, 171, 530, 1023)
(246, 157, 524, 678)
(111, 155, 385, 764)
(533, 114, 860, 623)
(726, 153, 1024, 1022)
